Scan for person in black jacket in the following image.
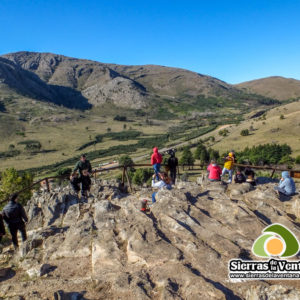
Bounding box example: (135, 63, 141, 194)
(233, 168, 246, 184)
(70, 154, 92, 197)
(0, 212, 5, 243)
(2, 193, 28, 249)
(167, 149, 178, 184)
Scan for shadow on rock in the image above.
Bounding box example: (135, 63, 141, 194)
(0, 267, 16, 282)
(53, 290, 88, 300)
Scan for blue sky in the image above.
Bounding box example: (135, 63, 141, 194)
(0, 0, 299, 83)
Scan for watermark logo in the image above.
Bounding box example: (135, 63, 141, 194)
(228, 223, 300, 280)
(252, 223, 299, 258)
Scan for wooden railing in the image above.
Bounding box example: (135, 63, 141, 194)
(0, 163, 299, 205)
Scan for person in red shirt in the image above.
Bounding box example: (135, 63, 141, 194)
(151, 147, 162, 180)
(207, 160, 222, 181)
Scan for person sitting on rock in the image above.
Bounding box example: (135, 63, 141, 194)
(207, 160, 222, 181)
(274, 171, 296, 196)
(233, 168, 246, 184)
(70, 154, 92, 198)
(0, 212, 5, 243)
(151, 172, 172, 203)
(221, 152, 235, 183)
(151, 147, 163, 181)
(244, 167, 256, 186)
(2, 193, 28, 250)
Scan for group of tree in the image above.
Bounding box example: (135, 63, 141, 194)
(180, 143, 220, 168)
(235, 143, 293, 165)
(0, 168, 33, 209)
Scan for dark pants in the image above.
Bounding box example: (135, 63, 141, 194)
(170, 168, 177, 184)
(8, 222, 27, 248)
(71, 175, 91, 195)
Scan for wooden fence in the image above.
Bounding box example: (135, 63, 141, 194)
(0, 163, 299, 205)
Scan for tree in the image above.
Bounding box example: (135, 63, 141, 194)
(119, 155, 134, 167)
(132, 168, 153, 186)
(180, 147, 195, 169)
(8, 144, 15, 151)
(240, 129, 250, 136)
(194, 144, 209, 164)
(0, 168, 33, 208)
(208, 148, 220, 161)
(280, 114, 285, 120)
(123, 124, 127, 130)
(119, 155, 134, 172)
(107, 127, 111, 133)
(295, 155, 300, 164)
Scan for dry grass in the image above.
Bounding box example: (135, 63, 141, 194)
(199, 101, 300, 156)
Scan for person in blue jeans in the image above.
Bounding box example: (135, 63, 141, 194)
(151, 173, 172, 203)
(274, 171, 296, 196)
(151, 147, 163, 181)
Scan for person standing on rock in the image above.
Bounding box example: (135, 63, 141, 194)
(207, 160, 222, 181)
(151, 147, 163, 181)
(167, 149, 178, 184)
(221, 152, 235, 183)
(2, 193, 28, 250)
(0, 212, 5, 243)
(274, 171, 296, 196)
(70, 154, 92, 198)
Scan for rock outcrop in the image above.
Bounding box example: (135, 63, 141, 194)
(1, 179, 300, 299)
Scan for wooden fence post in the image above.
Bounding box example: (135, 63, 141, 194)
(45, 178, 50, 192)
(122, 167, 125, 187)
(125, 167, 132, 192)
(270, 169, 276, 178)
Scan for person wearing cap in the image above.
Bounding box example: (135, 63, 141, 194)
(274, 171, 296, 196)
(0, 212, 5, 243)
(221, 152, 235, 183)
(70, 154, 92, 197)
(167, 150, 178, 184)
(2, 193, 28, 249)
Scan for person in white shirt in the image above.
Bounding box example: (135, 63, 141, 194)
(151, 172, 172, 203)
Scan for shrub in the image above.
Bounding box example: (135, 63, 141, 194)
(56, 167, 72, 176)
(219, 129, 229, 137)
(0, 168, 33, 208)
(114, 115, 127, 121)
(280, 114, 285, 120)
(132, 168, 153, 186)
(240, 129, 250, 136)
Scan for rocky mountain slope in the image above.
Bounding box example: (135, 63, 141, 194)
(1, 178, 300, 299)
(1, 51, 275, 111)
(236, 76, 300, 101)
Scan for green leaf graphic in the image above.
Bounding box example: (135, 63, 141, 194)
(252, 234, 272, 257)
(264, 224, 299, 257)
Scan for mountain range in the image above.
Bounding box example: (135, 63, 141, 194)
(1, 51, 299, 112)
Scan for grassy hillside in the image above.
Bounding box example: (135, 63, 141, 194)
(236, 76, 300, 101)
(198, 101, 300, 157)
